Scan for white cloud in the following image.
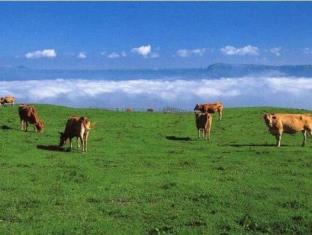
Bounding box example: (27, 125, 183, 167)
(270, 47, 282, 56)
(176, 48, 206, 58)
(107, 52, 120, 59)
(25, 49, 57, 59)
(304, 48, 312, 55)
(221, 45, 259, 56)
(77, 52, 87, 59)
(107, 51, 127, 59)
(131, 45, 152, 57)
(2, 76, 312, 109)
(176, 49, 189, 58)
(192, 48, 206, 56)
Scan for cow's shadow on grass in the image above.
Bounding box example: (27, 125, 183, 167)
(1, 125, 14, 130)
(227, 143, 277, 147)
(37, 144, 68, 152)
(166, 136, 192, 141)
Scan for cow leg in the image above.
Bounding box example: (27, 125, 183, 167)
(198, 129, 200, 138)
(80, 136, 85, 152)
(20, 120, 24, 130)
(302, 130, 307, 147)
(84, 132, 89, 152)
(276, 134, 282, 147)
(204, 129, 208, 140)
(25, 122, 28, 132)
(77, 137, 80, 149)
(84, 136, 88, 152)
(207, 128, 211, 141)
(69, 138, 73, 150)
(219, 110, 222, 120)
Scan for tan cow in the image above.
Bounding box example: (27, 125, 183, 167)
(263, 113, 312, 147)
(195, 111, 212, 140)
(194, 102, 224, 120)
(1, 96, 16, 106)
(18, 104, 45, 132)
(59, 116, 91, 152)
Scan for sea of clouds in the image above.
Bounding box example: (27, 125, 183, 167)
(1, 76, 312, 110)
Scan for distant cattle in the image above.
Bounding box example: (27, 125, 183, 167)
(194, 102, 224, 120)
(59, 116, 91, 152)
(263, 113, 312, 147)
(195, 111, 212, 140)
(147, 108, 154, 112)
(1, 96, 16, 106)
(126, 108, 133, 112)
(18, 104, 44, 132)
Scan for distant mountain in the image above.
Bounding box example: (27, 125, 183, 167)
(1, 64, 312, 81)
(205, 63, 312, 77)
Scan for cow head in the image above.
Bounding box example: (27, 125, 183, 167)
(194, 104, 202, 112)
(35, 120, 45, 132)
(263, 113, 276, 128)
(194, 104, 207, 113)
(59, 132, 66, 147)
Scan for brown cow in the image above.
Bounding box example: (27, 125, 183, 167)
(263, 113, 312, 147)
(59, 116, 91, 152)
(1, 96, 16, 106)
(18, 104, 44, 132)
(195, 111, 212, 140)
(194, 102, 224, 120)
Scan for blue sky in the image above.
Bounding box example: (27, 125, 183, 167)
(1, 2, 312, 69)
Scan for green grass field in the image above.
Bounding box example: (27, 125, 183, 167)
(0, 105, 311, 234)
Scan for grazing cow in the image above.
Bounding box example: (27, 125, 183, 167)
(147, 108, 154, 112)
(195, 111, 212, 140)
(1, 96, 16, 106)
(126, 108, 133, 112)
(18, 104, 44, 132)
(194, 102, 224, 120)
(263, 113, 312, 147)
(59, 116, 91, 152)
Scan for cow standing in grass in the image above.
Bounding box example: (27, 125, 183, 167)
(18, 104, 45, 132)
(194, 102, 224, 120)
(59, 116, 91, 152)
(263, 113, 312, 147)
(195, 111, 212, 140)
(1, 96, 16, 106)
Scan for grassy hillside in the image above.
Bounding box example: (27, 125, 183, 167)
(0, 105, 311, 234)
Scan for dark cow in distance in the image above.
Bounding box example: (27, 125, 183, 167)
(194, 102, 224, 120)
(18, 104, 44, 132)
(59, 116, 92, 152)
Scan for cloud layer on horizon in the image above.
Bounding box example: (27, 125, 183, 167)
(1, 76, 312, 110)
